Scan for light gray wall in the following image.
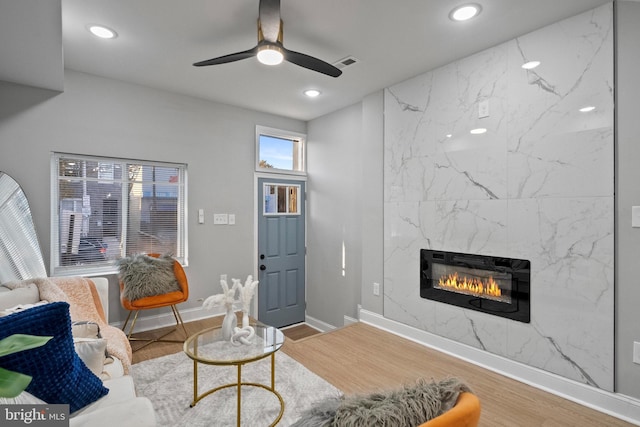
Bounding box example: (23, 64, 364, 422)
(306, 103, 363, 326)
(360, 91, 384, 315)
(0, 70, 305, 323)
(615, 0, 640, 399)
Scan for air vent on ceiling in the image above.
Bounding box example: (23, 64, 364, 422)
(333, 56, 360, 70)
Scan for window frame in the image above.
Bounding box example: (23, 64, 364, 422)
(50, 153, 188, 276)
(255, 125, 307, 176)
(262, 182, 302, 216)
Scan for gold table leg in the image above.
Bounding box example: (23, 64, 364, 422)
(191, 359, 198, 407)
(188, 356, 284, 426)
(237, 364, 242, 427)
(271, 353, 275, 390)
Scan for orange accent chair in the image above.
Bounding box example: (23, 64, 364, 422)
(418, 392, 481, 427)
(119, 253, 189, 350)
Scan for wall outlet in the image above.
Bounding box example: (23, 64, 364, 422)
(220, 274, 227, 282)
(634, 342, 640, 364)
(478, 100, 490, 118)
(373, 282, 380, 296)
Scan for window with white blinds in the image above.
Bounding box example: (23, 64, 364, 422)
(51, 153, 187, 276)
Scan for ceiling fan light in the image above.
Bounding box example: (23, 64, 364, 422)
(257, 45, 284, 65)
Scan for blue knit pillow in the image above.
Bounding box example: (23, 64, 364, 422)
(0, 301, 108, 413)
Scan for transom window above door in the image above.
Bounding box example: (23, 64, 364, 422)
(256, 126, 306, 175)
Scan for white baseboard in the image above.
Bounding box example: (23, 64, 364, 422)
(305, 314, 336, 333)
(359, 309, 640, 426)
(115, 308, 339, 335)
(111, 306, 223, 332)
(344, 315, 358, 326)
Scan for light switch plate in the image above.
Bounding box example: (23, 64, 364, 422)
(198, 209, 205, 224)
(632, 206, 640, 228)
(634, 342, 640, 364)
(213, 213, 228, 225)
(228, 214, 236, 225)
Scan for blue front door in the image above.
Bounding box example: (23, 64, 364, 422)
(257, 178, 306, 327)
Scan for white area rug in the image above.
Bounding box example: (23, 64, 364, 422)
(131, 350, 342, 426)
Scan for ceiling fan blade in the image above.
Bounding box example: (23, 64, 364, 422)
(193, 47, 258, 67)
(259, 0, 281, 42)
(284, 49, 342, 78)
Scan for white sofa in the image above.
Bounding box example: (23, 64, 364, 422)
(0, 277, 156, 427)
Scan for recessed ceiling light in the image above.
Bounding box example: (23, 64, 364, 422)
(450, 4, 482, 21)
(87, 24, 117, 39)
(304, 89, 321, 98)
(522, 61, 541, 70)
(446, 134, 453, 138)
(470, 128, 487, 134)
(579, 106, 596, 113)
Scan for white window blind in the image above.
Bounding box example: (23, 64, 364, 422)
(51, 153, 187, 275)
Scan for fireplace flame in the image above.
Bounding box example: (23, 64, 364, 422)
(437, 272, 503, 298)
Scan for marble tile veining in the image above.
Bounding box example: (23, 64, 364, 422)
(383, 4, 614, 390)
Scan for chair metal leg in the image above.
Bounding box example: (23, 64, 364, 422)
(171, 304, 189, 337)
(122, 310, 135, 333)
(122, 305, 190, 352)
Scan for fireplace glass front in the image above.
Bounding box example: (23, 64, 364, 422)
(420, 249, 530, 323)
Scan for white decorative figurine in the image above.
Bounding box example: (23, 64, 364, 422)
(230, 276, 259, 346)
(202, 274, 259, 344)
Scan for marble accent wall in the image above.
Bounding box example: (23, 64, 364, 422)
(383, 4, 614, 390)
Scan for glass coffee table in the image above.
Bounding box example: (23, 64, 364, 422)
(183, 322, 286, 427)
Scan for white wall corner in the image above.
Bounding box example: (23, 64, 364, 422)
(344, 315, 358, 326)
(305, 314, 337, 333)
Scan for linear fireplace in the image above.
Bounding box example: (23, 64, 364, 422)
(420, 249, 531, 323)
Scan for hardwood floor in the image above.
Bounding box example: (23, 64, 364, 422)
(280, 323, 322, 341)
(130, 315, 320, 364)
(284, 323, 635, 427)
(130, 318, 635, 426)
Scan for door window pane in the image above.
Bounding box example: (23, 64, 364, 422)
(263, 184, 300, 215)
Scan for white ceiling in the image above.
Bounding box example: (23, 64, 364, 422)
(1, 0, 612, 121)
(0, 0, 64, 92)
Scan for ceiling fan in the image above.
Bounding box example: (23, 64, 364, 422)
(193, 0, 342, 78)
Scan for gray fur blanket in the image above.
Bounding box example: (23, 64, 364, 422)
(292, 377, 471, 427)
